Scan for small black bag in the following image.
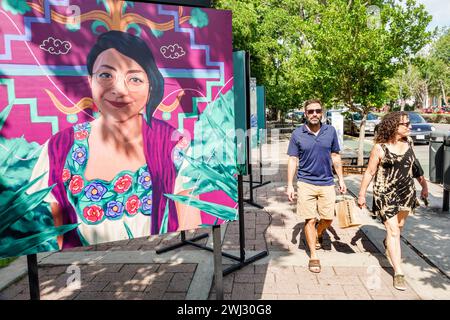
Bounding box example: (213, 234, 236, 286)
(412, 158, 424, 178)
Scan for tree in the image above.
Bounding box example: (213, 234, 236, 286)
(304, 0, 432, 165)
(214, 0, 315, 119)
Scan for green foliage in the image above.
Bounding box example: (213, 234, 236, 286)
(214, 0, 433, 124)
(189, 8, 209, 28)
(1, 0, 31, 15)
(179, 89, 238, 201)
(165, 194, 237, 222)
(0, 112, 77, 259)
(167, 89, 238, 220)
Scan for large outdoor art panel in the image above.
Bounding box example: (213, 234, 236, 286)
(0, 0, 237, 258)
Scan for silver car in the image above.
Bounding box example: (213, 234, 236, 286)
(344, 112, 380, 136)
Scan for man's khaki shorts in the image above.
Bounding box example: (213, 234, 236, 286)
(296, 181, 336, 220)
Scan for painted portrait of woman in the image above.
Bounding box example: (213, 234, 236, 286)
(27, 31, 201, 249)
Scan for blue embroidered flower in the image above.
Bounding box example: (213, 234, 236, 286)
(74, 122, 89, 131)
(173, 148, 183, 169)
(106, 201, 124, 219)
(138, 171, 152, 189)
(71, 146, 87, 165)
(141, 196, 152, 214)
(84, 182, 107, 201)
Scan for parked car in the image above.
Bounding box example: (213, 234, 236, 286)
(406, 111, 435, 144)
(344, 112, 380, 136)
(286, 110, 305, 122)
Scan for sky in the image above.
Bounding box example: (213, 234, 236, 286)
(415, 0, 450, 31)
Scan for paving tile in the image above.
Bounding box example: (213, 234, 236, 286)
(297, 283, 345, 296)
(103, 279, 147, 292)
(75, 291, 118, 300)
(144, 280, 170, 299)
(79, 264, 124, 274)
(255, 281, 299, 295)
(39, 266, 70, 276)
(231, 283, 255, 300)
(158, 263, 197, 273)
(162, 292, 186, 300)
(235, 273, 274, 283)
(78, 281, 110, 292)
(41, 290, 79, 300)
(257, 293, 278, 300)
(167, 273, 193, 292)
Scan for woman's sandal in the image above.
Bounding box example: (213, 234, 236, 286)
(308, 259, 321, 273)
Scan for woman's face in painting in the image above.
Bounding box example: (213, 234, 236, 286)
(89, 48, 150, 121)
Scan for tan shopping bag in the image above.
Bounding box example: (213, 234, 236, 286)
(335, 195, 362, 228)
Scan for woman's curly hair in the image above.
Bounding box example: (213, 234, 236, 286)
(374, 111, 409, 144)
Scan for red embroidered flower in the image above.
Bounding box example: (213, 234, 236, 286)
(114, 174, 132, 193)
(83, 205, 104, 223)
(74, 130, 89, 140)
(62, 168, 71, 182)
(126, 195, 141, 216)
(69, 175, 84, 194)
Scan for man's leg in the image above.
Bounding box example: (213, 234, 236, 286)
(297, 182, 321, 273)
(316, 185, 336, 248)
(305, 218, 318, 258)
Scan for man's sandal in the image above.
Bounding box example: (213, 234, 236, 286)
(308, 259, 321, 273)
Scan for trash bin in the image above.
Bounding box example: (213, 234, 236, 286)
(443, 134, 450, 190)
(429, 132, 445, 183)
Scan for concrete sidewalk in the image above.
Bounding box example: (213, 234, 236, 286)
(1, 135, 449, 300)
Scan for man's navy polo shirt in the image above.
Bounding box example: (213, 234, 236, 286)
(287, 124, 340, 186)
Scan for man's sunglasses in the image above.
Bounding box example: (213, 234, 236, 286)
(306, 109, 322, 115)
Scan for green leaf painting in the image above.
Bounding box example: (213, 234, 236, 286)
(1, 0, 31, 15)
(165, 194, 237, 222)
(189, 8, 209, 28)
(180, 89, 238, 202)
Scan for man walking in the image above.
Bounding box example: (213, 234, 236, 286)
(286, 99, 346, 273)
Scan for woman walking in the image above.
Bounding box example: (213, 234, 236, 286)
(358, 111, 428, 290)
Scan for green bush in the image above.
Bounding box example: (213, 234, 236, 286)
(0, 257, 16, 268)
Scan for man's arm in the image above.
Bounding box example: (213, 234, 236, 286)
(287, 156, 298, 202)
(331, 152, 347, 194)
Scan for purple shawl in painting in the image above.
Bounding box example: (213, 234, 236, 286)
(48, 118, 180, 249)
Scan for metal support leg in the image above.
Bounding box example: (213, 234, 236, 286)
(27, 254, 40, 300)
(155, 231, 209, 254)
(443, 189, 449, 212)
(212, 225, 223, 300)
(243, 173, 264, 209)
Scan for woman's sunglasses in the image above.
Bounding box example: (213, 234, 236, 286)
(399, 122, 411, 127)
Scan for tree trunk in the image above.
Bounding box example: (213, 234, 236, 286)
(440, 80, 448, 106)
(277, 110, 281, 122)
(357, 113, 367, 166)
(424, 84, 429, 109)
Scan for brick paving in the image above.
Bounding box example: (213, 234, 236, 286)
(0, 263, 197, 300)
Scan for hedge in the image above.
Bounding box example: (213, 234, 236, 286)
(420, 114, 450, 124)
